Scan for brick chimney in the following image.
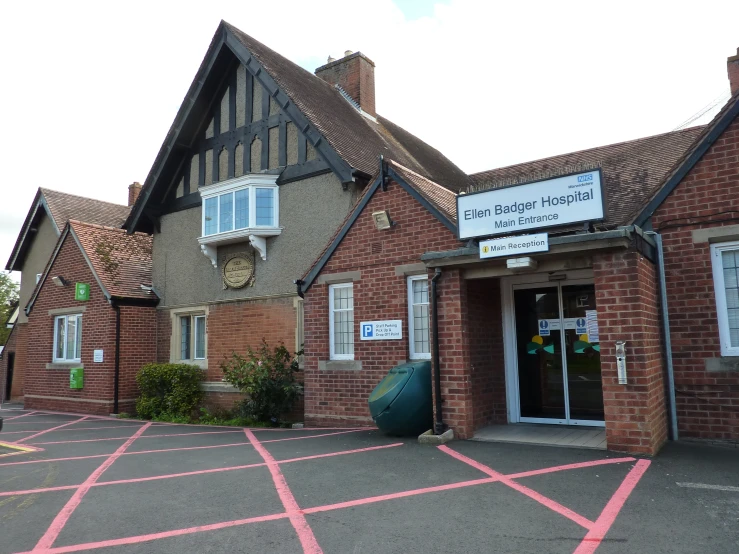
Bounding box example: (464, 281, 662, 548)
(128, 182, 142, 207)
(729, 48, 739, 96)
(315, 51, 376, 117)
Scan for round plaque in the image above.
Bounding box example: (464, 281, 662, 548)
(222, 255, 255, 289)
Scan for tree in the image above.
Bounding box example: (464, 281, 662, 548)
(0, 272, 19, 346)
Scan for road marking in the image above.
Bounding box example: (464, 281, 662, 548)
(676, 482, 739, 492)
(32, 422, 153, 551)
(14, 416, 89, 444)
(245, 428, 323, 554)
(573, 459, 651, 554)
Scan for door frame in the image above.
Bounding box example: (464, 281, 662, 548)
(501, 269, 605, 427)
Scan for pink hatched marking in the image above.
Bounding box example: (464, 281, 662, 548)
(244, 429, 323, 554)
(15, 417, 89, 444)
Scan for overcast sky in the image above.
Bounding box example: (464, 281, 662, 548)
(1, 0, 738, 281)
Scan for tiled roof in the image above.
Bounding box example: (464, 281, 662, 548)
(388, 160, 457, 223)
(225, 23, 470, 192)
(42, 189, 130, 232)
(69, 221, 154, 300)
(470, 126, 706, 229)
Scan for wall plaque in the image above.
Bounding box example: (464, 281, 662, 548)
(222, 254, 255, 289)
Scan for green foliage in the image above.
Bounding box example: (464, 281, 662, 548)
(197, 407, 265, 427)
(220, 340, 302, 423)
(135, 363, 204, 420)
(0, 272, 19, 346)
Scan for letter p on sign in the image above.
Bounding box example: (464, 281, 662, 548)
(362, 324, 374, 338)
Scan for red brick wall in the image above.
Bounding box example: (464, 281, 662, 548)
(118, 305, 158, 414)
(651, 115, 739, 440)
(25, 234, 118, 415)
(304, 179, 462, 429)
(594, 250, 667, 455)
(467, 278, 507, 429)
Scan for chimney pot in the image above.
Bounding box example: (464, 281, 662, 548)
(344, 50, 353, 57)
(315, 51, 376, 117)
(128, 181, 142, 207)
(728, 47, 739, 96)
(327, 55, 336, 63)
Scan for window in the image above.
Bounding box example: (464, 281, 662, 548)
(179, 314, 206, 361)
(408, 276, 431, 359)
(712, 241, 739, 356)
(201, 181, 278, 237)
(53, 314, 82, 362)
(329, 283, 354, 360)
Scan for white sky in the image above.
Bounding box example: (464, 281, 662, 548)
(1, 0, 738, 281)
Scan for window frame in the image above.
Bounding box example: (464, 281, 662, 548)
(176, 313, 207, 363)
(329, 283, 354, 361)
(711, 241, 739, 356)
(200, 178, 279, 238)
(52, 314, 83, 363)
(407, 275, 432, 360)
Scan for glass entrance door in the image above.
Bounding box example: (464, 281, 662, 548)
(513, 282, 603, 426)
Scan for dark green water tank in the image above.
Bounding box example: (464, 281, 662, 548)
(368, 361, 433, 436)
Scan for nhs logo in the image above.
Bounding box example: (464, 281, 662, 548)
(577, 173, 593, 183)
(362, 324, 374, 338)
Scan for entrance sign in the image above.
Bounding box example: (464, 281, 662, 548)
(457, 170, 605, 239)
(360, 320, 402, 340)
(480, 233, 549, 259)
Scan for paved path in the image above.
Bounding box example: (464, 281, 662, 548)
(1, 408, 738, 553)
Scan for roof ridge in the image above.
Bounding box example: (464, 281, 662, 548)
(387, 160, 456, 196)
(471, 125, 708, 178)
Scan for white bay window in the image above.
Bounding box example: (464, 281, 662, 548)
(198, 174, 280, 266)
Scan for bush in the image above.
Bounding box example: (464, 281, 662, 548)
(135, 363, 204, 420)
(220, 340, 302, 423)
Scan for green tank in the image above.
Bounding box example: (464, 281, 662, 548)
(368, 361, 433, 436)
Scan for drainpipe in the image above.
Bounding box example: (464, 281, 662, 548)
(645, 231, 678, 440)
(113, 302, 121, 415)
(431, 268, 446, 435)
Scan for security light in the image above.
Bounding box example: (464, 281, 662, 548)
(372, 210, 392, 231)
(51, 276, 67, 287)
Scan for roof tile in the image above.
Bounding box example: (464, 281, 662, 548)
(42, 189, 130, 231)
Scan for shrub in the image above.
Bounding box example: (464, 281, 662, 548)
(220, 340, 302, 423)
(135, 363, 204, 420)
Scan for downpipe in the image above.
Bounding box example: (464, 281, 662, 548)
(645, 231, 678, 440)
(431, 268, 446, 435)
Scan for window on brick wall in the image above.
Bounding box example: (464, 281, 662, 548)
(711, 241, 739, 356)
(329, 283, 354, 360)
(408, 276, 431, 360)
(53, 314, 82, 362)
(178, 314, 206, 362)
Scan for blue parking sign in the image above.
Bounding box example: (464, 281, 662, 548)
(362, 324, 374, 338)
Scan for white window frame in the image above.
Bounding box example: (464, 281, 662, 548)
(178, 314, 207, 362)
(408, 275, 431, 360)
(711, 241, 739, 356)
(197, 174, 282, 266)
(53, 314, 82, 363)
(329, 283, 354, 361)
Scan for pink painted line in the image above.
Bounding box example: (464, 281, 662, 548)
(18, 512, 289, 554)
(0, 428, 371, 466)
(304, 476, 499, 514)
(245, 428, 324, 554)
(438, 445, 594, 530)
(506, 457, 637, 480)
(27, 428, 242, 446)
(0, 443, 405, 498)
(32, 422, 153, 551)
(1, 424, 143, 435)
(2, 411, 38, 421)
(261, 429, 365, 443)
(573, 459, 651, 554)
(16, 417, 89, 444)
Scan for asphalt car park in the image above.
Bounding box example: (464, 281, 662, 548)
(1, 408, 738, 554)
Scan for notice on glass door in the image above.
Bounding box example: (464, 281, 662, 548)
(585, 310, 599, 342)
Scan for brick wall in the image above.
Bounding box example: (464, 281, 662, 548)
(467, 278, 507, 429)
(304, 178, 462, 429)
(118, 305, 158, 414)
(594, 250, 667, 455)
(25, 235, 118, 415)
(651, 115, 739, 441)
